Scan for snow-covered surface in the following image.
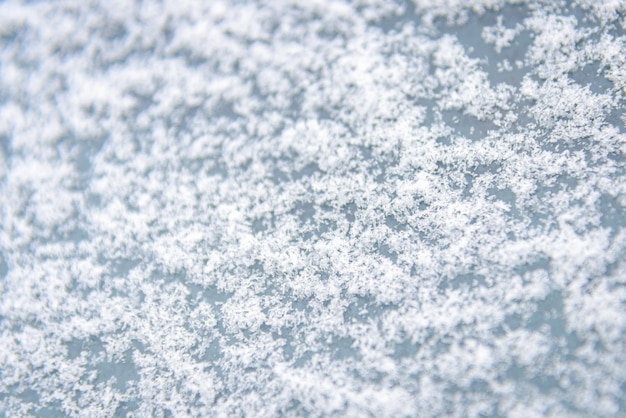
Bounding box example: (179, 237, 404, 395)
(1, 0, 625, 416)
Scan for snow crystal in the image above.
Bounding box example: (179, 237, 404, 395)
(1, 0, 625, 417)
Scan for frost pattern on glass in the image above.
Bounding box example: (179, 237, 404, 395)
(0, 0, 625, 417)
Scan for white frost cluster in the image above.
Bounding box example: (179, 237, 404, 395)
(0, 0, 625, 417)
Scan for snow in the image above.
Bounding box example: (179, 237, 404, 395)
(1, 0, 625, 416)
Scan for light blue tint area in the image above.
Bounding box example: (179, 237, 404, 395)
(0, 0, 625, 416)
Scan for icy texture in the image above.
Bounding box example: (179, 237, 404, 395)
(1, 0, 625, 416)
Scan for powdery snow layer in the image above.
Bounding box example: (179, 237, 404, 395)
(0, 0, 625, 416)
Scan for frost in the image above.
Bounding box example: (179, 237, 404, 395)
(1, 0, 626, 417)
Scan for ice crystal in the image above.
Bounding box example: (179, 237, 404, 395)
(0, 0, 625, 416)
